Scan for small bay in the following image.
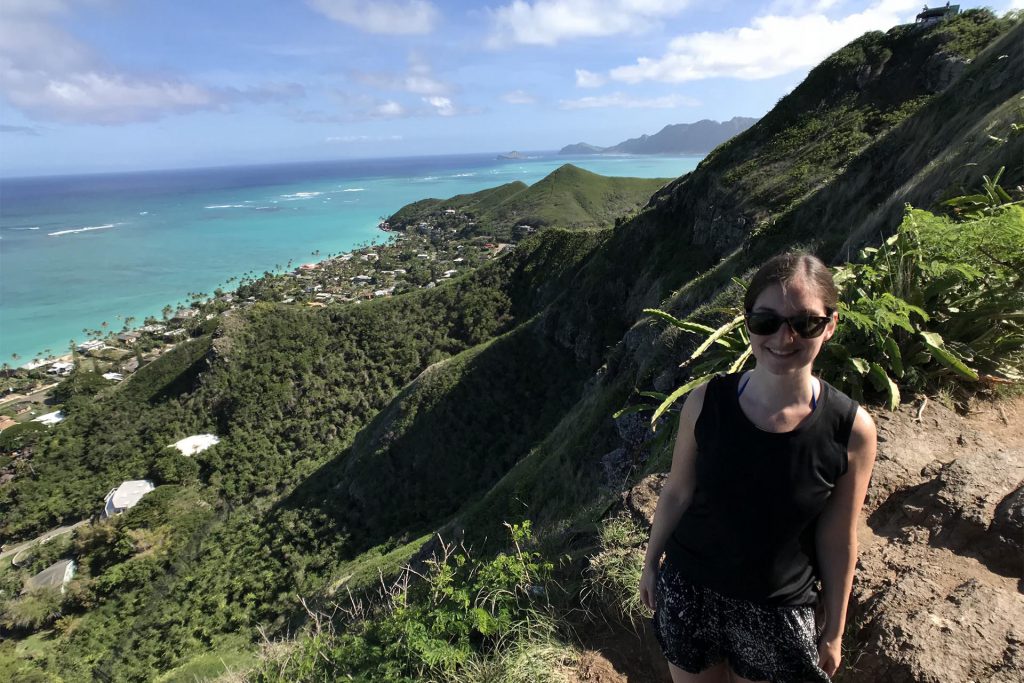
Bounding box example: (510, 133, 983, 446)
(0, 152, 700, 362)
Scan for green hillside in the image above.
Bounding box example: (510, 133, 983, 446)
(386, 164, 670, 239)
(1, 10, 1021, 683)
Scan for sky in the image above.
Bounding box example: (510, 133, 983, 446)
(0, 0, 1019, 177)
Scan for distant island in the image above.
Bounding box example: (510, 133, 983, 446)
(497, 151, 525, 159)
(560, 116, 758, 155)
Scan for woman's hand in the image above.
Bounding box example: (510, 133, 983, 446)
(639, 562, 658, 611)
(817, 636, 842, 677)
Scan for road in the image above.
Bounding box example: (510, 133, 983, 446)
(1, 520, 88, 565)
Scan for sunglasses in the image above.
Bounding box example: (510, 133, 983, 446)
(745, 310, 833, 339)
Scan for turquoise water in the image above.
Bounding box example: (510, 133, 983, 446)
(0, 153, 700, 363)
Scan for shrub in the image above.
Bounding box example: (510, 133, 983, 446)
(249, 521, 560, 682)
(582, 515, 649, 626)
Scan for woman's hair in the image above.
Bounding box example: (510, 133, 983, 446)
(744, 252, 839, 313)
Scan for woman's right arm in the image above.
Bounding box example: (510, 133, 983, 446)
(638, 381, 706, 611)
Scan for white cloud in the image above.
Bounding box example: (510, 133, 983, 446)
(558, 91, 698, 109)
(574, 68, 605, 88)
(489, 0, 690, 47)
(610, 1, 921, 83)
(307, 0, 439, 35)
(354, 55, 451, 96)
(423, 96, 456, 116)
(374, 100, 407, 117)
(0, 2, 301, 124)
(502, 89, 537, 104)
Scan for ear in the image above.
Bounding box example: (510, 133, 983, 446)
(823, 310, 839, 342)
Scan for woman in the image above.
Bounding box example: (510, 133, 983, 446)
(639, 252, 877, 683)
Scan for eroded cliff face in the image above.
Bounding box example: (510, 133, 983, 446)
(620, 397, 1024, 683)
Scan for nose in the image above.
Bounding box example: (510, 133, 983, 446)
(774, 319, 800, 341)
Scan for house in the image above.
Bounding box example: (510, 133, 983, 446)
(140, 324, 166, 334)
(163, 328, 188, 340)
(123, 358, 140, 373)
(23, 559, 76, 595)
(103, 480, 155, 517)
(916, 3, 959, 25)
(77, 340, 105, 353)
(0, 417, 18, 432)
(102, 372, 124, 382)
(33, 411, 65, 426)
(351, 274, 372, 283)
(298, 263, 320, 271)
(442, 270, 458, 278)
(170, 434, 220, 456)
(444, 209, 457, 215)
(47, 361, 74, 376)
(117, 331, 141, 344)
(171, 308, 198, 322)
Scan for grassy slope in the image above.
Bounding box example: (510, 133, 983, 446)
(388, 164, 669, 238)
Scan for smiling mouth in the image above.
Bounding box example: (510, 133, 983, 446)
(766, 346, 799, 358)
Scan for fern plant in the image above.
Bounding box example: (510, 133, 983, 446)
(625, 181, 1023, 420)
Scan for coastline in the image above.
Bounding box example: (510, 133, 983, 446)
(0, 153, 702, 364)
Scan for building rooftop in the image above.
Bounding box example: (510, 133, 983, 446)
(170, 434, 220, 456)
(106, 480, 155, 511)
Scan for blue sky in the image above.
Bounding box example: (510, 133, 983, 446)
(0, 0, 1019, 176)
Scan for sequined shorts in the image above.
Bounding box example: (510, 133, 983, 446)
(652, 561, 830, 682)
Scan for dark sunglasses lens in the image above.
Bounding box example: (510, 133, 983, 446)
(791, 315, 828, 338)
(746, 312, 783, 335)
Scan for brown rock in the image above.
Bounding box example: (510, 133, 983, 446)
(898, 451, 1024, 574)
(622, 473, 666, 529)
(845, 570, 1024, 683)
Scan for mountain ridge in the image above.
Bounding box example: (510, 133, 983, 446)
(560, 116, 758, 155)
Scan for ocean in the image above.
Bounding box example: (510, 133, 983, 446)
(0, 152, 700, 363)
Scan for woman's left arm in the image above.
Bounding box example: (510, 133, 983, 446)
(815, 406, 877, 676)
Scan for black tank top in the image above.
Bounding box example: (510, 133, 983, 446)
(665, 372, 859, 606)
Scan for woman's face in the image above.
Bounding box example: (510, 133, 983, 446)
(747, 277, 837, 377)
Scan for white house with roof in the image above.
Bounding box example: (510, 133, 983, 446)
(103, 480, 155, 517)
(33, 410, 65, 426)
(47, 362, 74, 376)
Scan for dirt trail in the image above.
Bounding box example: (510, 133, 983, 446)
(573, 395, 1024, 683)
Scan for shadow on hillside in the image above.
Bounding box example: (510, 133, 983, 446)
(269, 318, 595, 560)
